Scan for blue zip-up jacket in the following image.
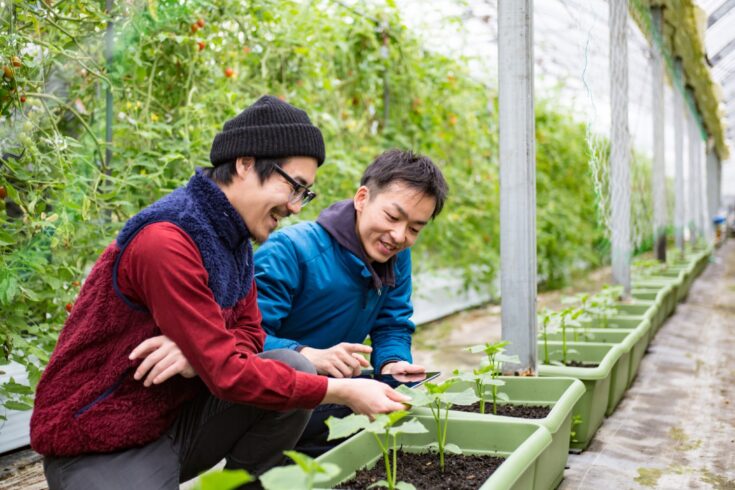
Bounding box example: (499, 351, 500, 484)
(254, 221, 414, 371)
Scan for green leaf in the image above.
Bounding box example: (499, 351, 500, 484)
(198, 470, 254, 490)
(260, 466, 310, 490)
(395, 481, 417, 490)
(326, 413, 369, 440)
(367, 480, 391, 489)
(387, 418, 428, 436)
(444, 443, 462, 455)
(440, 388, 478, 406)
(4, 400, 32, 411)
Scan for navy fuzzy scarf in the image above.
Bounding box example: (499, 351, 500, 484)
(117, 168, 253, 308)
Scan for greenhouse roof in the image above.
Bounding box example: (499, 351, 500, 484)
(702, 0, 735, 156)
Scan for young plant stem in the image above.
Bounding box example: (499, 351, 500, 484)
(373, 433, 394, 490)
(561, 316, 567, 364)
(491, 384, 498, 414)
(476, 379, 486, 414)
(441, 404, 450, 472)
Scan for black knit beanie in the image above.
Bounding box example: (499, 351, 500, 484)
(210, 95, 325, 166)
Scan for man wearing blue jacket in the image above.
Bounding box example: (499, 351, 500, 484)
(254, 149, 448, 455)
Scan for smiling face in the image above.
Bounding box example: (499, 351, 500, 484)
(222, 156, 318, 243)
(353, 181, 437, 263)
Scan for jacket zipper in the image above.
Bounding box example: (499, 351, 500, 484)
(73, 368, 130, 419)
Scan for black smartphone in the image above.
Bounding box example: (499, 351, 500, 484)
(357, 369, 440, 389)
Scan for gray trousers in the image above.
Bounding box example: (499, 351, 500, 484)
(43, 350, 316, 490)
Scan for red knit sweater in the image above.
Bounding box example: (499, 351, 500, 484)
(30, 223, 327, 457)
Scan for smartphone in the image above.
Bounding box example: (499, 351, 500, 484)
(357, 369, 440, 389)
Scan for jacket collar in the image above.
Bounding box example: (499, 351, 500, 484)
(189, 168, 251, 250)
(316, 199, 396, 289)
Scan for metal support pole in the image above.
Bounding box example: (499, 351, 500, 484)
(674, 61, 686, 253)
(609, 0, 631, 295)
(706, 143, 718, 240)
(499, 0, 537, 373)
(686, 102, 700, 242)
(651, 7, 667, 262)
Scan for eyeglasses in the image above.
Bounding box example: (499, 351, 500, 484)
(272, 164, 317, 207)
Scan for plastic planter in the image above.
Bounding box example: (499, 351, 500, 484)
(630, 287, 671, 334)
(315, 415, 552, 490)
(544, 325, 647, 406)
(413, 377, 584, 490)
(632, 280, 678, 321)
(537, 342, 625, 451)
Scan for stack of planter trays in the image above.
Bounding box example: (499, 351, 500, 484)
(538, 244, 712, 454)
(313, 246, 712, 489)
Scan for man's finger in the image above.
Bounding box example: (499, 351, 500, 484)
(144, 353, 176, 387)
(153, 360, 185, 385)
(402, 363, 426, 374)
(133, 346, 169, 381)
(129, 336, 164, 360)
(343, 343, 372, 354)
(351, 353, 371, 368)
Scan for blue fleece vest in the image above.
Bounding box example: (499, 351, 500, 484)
(116, 168, 253, 309)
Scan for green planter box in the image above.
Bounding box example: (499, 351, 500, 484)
(414, 377, 584, 490)
(632, 280, 678, 321)
(537, 342, 625, 451)
(631, 286, 671, 334)
(316, 415, 552, 490)
(544, 325, 646, 408)
(615, 300, 660, 332)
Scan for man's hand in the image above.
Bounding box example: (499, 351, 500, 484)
(129, 335, 197, 387)
(322, 378, 409, 415)
(380, 360, 426, 376)
(300, 342, 372, 378)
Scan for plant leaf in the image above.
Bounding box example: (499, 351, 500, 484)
(368, 480, 391, 489)
(444, 443, 463, 455)
(395, 481, 417, 490)
(326, 413, 369, 440)
(198, 469, 254, 490)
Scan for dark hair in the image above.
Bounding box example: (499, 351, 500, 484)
(201, 157, 286, 185)
(360, 149, 448, 218)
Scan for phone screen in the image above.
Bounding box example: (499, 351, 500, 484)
(357, 370, 440, 389)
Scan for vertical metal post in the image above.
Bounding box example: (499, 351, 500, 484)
(651, 7, 666, 262)
(105, 0, 114, 171)
(674, 61, 686, 253)
(706, 142, 718, 240)
(499, 0, 536, 373)
(609, 0, 631, 295)
(686, 97, 700, 242)
(672, 58, 687, 254)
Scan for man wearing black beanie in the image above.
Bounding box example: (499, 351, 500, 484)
(32, 96, 409, 490)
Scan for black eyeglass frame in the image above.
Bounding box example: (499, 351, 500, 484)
(272, 164, 317, 206)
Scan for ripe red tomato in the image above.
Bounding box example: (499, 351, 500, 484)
(65, 303, 73, 313)
(19, 95, 26, 103)
(243, 46, 251, 54)
(197, 41, 206, 51)
(0, 187, 7, 199)
(224, 67, 235, 78)
(196, 18, 205, 28)
(191, 23, 199, 34)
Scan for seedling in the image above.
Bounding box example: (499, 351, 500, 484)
(555, 306, 583, 365)
(260, 450, 339, 490)
(194, 469, 254, 490)
(562, 293, 595, 341)
(538, 308, 559, 365)
(458, 340, 520, 414)
(397, 379, 477, 472)
(326, 410, 428, 490)
(632, 258, 666, 278)
(588, 285, 624, 327)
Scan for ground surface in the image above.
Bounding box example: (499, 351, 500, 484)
(1, 243, 732, 489)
